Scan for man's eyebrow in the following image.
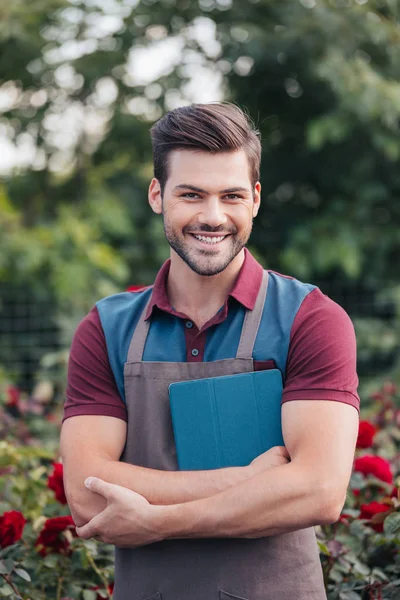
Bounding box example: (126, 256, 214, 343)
(173, 184, 251, 194)
(220, 187, 250, 194)
(173, 184, 208, 194)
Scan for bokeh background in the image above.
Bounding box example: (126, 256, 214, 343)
(1, 1, 400, 598)
(1, 0, 400, 397)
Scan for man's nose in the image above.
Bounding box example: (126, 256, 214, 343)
(198, 197, 228, 228)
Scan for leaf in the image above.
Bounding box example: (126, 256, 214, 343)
(370, 567, 389, 581)
(83, 591, 97, 600)
(1, 559, 14, 574)
(317, 541, 330, 555)
(0, 584, 13, 597)
(349, 519, 369, 538)
(352, 560, 371, 576)
(339, 592, 362, 600)
(383, 511, 400, 535)
(30, 466, 47, 481)
(43, 554, 58, 568)
(14, 568, 31, 582)
(0, 560, 9, 574)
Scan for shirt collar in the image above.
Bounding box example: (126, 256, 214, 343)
(144, 247, 264, 320)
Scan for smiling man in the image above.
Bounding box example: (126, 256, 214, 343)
(61, 103, 360, 600)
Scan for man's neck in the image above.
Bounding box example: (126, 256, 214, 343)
(166, 250, 245, 328)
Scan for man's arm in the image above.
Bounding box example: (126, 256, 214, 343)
(156, 400, 359, 539)
(61, 414, 287, 527)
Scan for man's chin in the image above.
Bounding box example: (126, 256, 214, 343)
(167, 233, 246, 276)
(184, 253, 237, 277)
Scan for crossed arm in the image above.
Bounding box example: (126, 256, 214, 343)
(61, 399, 359, 543)
(61, 413, 254, 525)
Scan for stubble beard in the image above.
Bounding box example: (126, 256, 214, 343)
(162, 214, 253, 277)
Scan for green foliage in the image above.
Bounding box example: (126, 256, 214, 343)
(0, 383, 114, 599)
(317, 383, 400, 599)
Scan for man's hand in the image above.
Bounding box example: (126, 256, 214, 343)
(75, 477, 164, 548)
(248, 446, 290, 476)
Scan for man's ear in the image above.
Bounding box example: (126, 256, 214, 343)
(148, 178, 163, 214)
(253, 182, 261, 218)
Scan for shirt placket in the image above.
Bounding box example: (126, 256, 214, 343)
(184, 319, 207, 362)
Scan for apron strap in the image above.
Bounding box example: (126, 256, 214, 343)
(126, 292, 153, 363)
(236, 269, 269, 360)
(127, 269, 269, 363)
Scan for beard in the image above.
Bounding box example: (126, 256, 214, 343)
(162, 214, 252, 277)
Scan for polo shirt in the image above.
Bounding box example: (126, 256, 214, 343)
(63, 249, 359, 423)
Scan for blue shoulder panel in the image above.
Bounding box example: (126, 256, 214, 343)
(96, 288, 153, 404)
(253, 272, 316, 380)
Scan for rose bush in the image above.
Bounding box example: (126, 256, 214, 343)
(0, 380, 114, 600)
(317, 383, 400, 599)
(0, 377, 399, 599)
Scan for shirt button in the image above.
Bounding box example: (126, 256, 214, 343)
(185, 321, 193, 329)
(191, 348, 199, 357)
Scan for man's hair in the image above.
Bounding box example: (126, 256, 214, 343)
(150, 102, 261, 192)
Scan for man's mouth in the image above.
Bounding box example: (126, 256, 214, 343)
(191, 234, 229, 245)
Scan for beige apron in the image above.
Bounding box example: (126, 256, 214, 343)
(114, 271, 327, 600)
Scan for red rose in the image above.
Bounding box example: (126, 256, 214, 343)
(0, 510, 26, 548)
(47, 463, 67, 504)
(356, 421, 377, 449)
(354, 455, 393, 484)
(90, 582, 114, 599)
(35, 515, 76, 556)
(6, 385, 20, 407)
(359, 502, 391, 532)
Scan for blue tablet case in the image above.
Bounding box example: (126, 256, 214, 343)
(169, 369, 284, 470)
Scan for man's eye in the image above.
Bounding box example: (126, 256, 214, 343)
(182, 193, 200, 199)
(224, 194, 241, 200)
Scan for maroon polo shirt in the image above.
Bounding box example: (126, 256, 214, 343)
(64, 249, 360, 422)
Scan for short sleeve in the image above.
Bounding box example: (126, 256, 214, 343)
(63, 306, 128, 423)
(282, 288, 360, 412)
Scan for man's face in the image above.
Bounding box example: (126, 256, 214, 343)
(149, 149, 261, 277)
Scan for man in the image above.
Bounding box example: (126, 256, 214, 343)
(61, 102, 359, 600)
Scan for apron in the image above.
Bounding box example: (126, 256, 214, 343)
(114, 271, 327, 600)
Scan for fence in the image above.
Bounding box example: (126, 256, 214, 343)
(0, 276, 399, 390)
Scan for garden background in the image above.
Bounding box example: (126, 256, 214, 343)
(0, 0, 400, 598)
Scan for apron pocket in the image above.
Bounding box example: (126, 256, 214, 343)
(219, 590, 248, 600)
(142, 594, 162, 600)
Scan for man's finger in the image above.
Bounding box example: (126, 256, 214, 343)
(84, 476, 115, 499)
(76, 511, 105, 540)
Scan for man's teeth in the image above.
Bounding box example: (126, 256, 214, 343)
(193, 235, 226, 244)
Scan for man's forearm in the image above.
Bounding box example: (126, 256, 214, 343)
(69, 447, 287, 527)
(157, 461, 342, 540)
(70, 461, 249, 527)
(100, 460, 249, 505)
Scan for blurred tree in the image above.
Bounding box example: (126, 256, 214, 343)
(0, 0, 399, 385)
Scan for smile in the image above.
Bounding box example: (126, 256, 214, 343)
(191, 234, 228, 245)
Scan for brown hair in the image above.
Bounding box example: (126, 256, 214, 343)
(150, 102, 261, 192)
